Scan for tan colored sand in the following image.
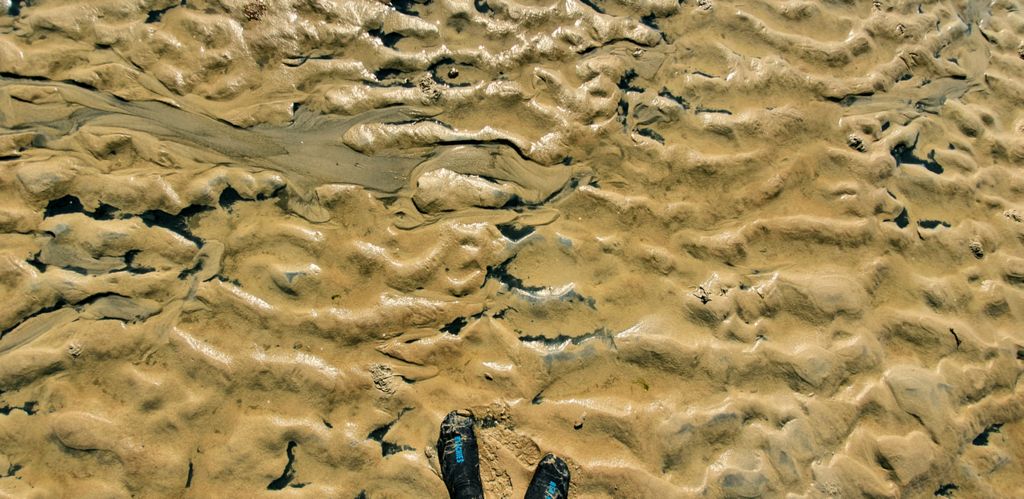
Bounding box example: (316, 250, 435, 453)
(2, 0, 1024, 497)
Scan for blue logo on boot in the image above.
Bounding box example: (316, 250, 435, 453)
(546, 481, 557, 498)
(454, 435, 464, 463)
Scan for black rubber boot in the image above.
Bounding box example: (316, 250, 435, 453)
(437, 411, 484, 499)
(523, 453, 570, 499)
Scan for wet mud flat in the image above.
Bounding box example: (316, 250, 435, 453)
(2, 0, 1024, 497)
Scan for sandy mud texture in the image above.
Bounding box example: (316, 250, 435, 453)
(2, 0, 1024, 497)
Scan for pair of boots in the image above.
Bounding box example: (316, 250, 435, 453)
(437, 412, 571, 499)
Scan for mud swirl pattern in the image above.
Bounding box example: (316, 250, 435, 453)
(1, 0, 1024, 497)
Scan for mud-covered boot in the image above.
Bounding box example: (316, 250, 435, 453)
(437, 411, 484, 499)
(523, 453, 570, 499)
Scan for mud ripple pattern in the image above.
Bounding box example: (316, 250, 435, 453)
(1, 0, 1024, 497)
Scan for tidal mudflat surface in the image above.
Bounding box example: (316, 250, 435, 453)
(1, 0, 1024, 497)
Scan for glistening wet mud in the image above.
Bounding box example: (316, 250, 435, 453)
(1, 0, 1024, 497)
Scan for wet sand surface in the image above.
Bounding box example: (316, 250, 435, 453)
(2, 0, 1024, 497)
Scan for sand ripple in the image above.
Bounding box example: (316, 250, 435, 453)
(1, 0, 1024, 497)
